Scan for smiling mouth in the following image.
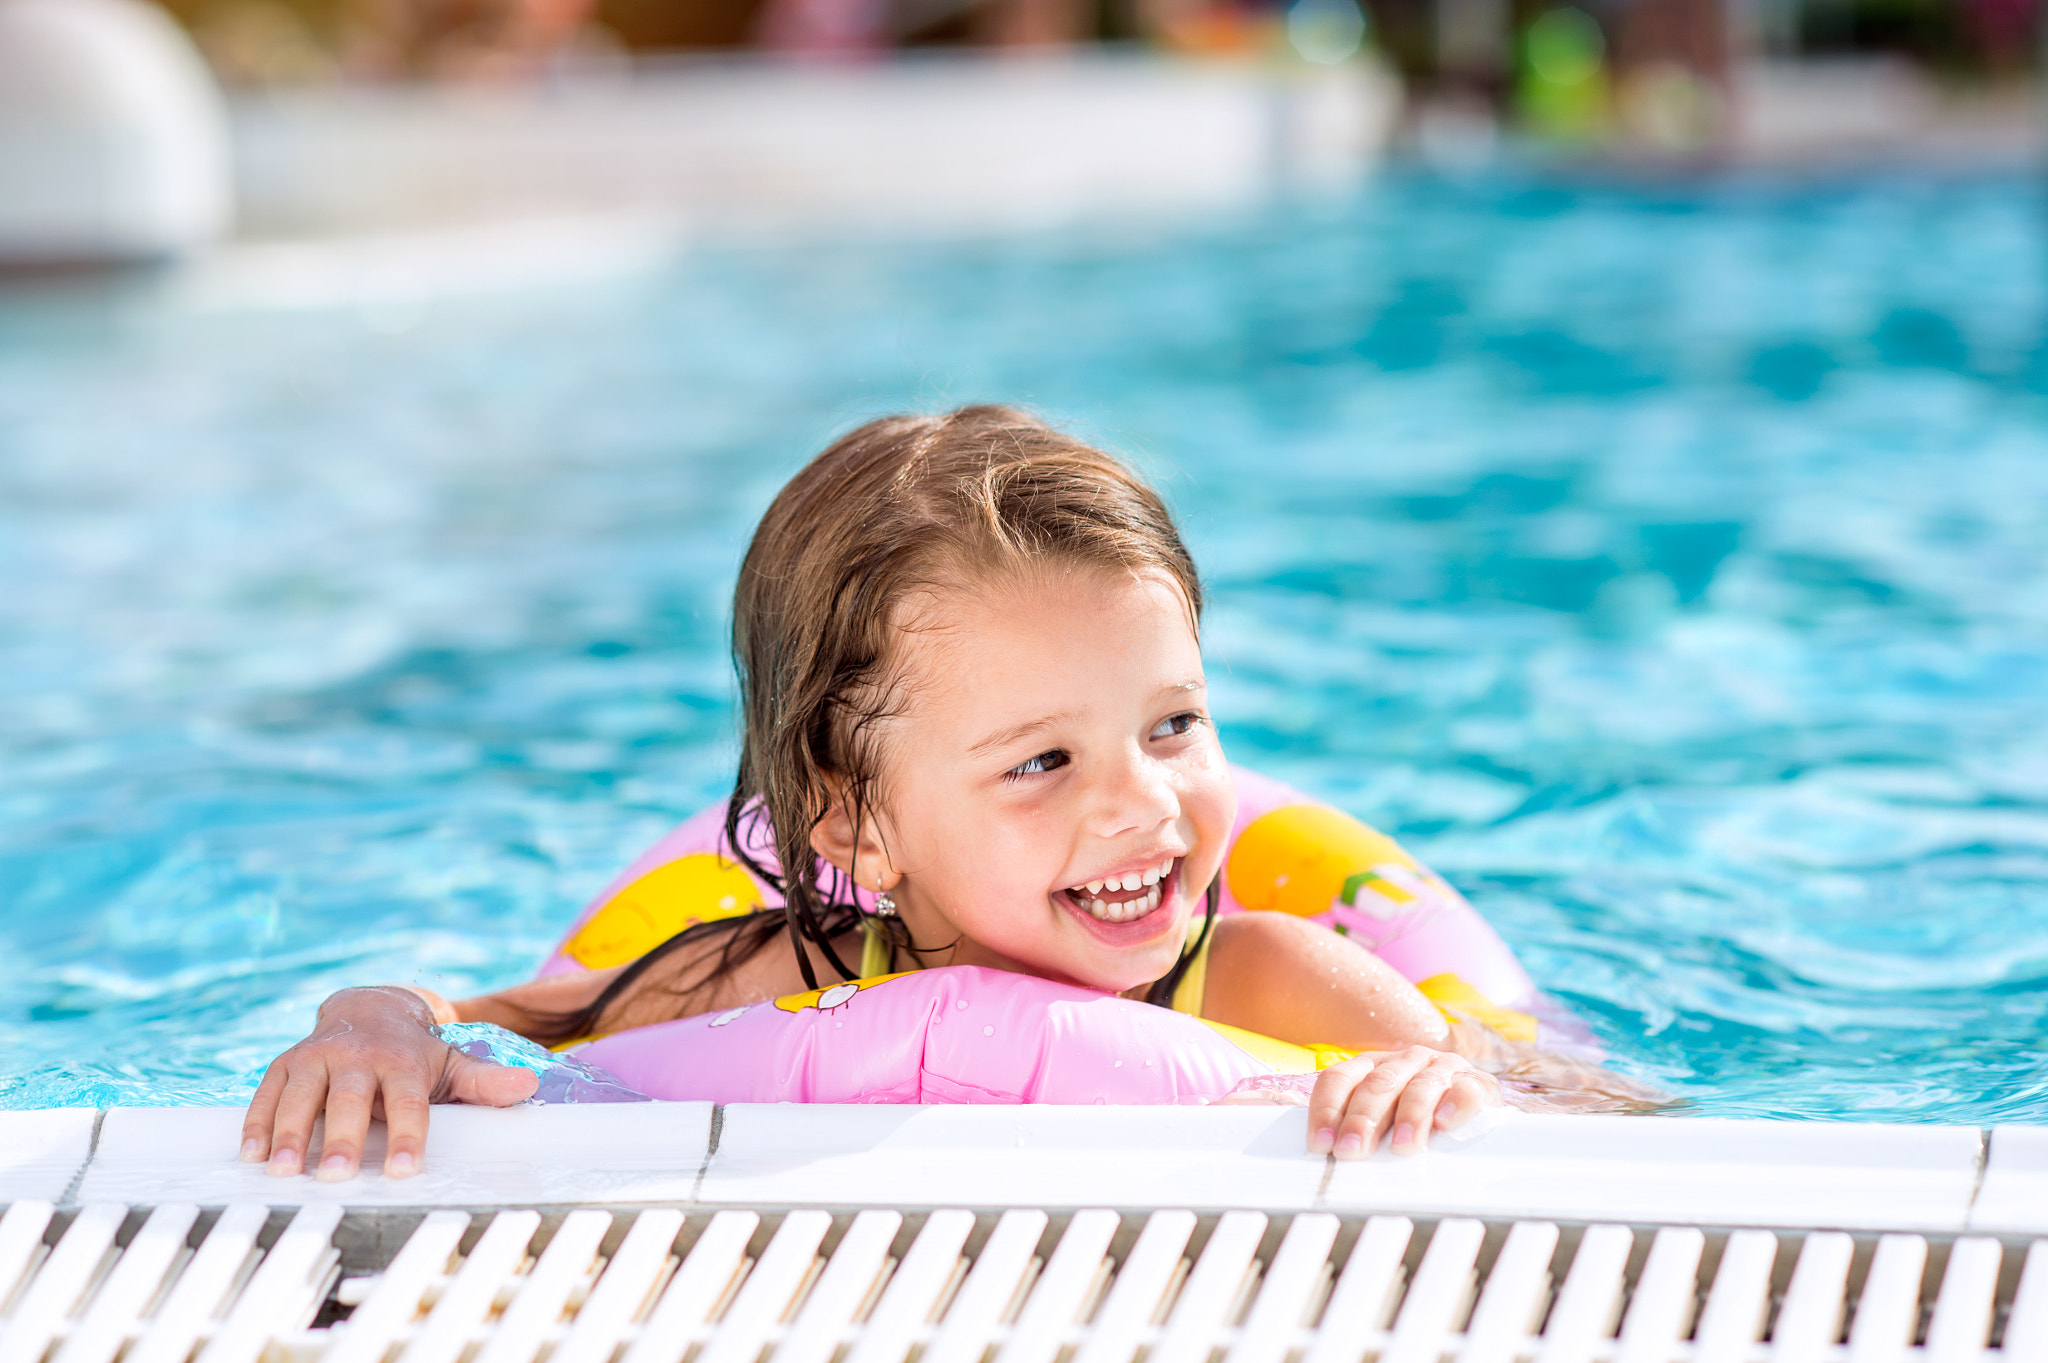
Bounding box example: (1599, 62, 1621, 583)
(1060, 857, 1177, 924)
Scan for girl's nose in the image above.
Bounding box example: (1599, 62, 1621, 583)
(1090, 746, 1179, 839)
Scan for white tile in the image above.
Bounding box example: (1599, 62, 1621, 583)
(1321, 1112, 1983, 1232)
(78, 1103, 714, 1206)
(1969, 1127, 2048, 1234)
(0, 1109, 96, 1202)
(698, 1105, 1325, 1210)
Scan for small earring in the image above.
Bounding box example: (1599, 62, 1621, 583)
(874, 878, 897, 917)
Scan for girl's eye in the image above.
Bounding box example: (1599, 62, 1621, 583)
(1150, 711, 1205, 740)
(1007, 749, 1070, 780)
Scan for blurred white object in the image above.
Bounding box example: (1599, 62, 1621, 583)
(1730, 58, 1938, 158)
(0, 0, 232, 264)
(231, 58, 1400, 244)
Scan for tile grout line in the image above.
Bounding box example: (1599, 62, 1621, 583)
(59, 1108, 109, 1207)
(1966, 1127, 1992, 1226)
(690, 1105, 725, 1204)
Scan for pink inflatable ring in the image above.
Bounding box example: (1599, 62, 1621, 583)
(543, 766, 1581, 1104)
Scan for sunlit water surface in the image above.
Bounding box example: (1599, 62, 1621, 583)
(6, 171, 2048, 1120)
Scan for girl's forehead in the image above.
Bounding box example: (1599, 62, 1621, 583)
(888, 568, 1203, 722)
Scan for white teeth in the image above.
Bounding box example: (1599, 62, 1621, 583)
(1141, 866, 1160, 886)
(1120, 872, 1141, 892)
(1087, 880, 1103, 894)
(1078, 881, 1165, 923)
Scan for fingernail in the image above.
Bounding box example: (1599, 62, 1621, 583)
(1335, 1131, 1364, 1158)
(386, 1150, 418, 1176)
(1311, 1126, 1336, 1155)
(240, 1138, 264, 1162)
(316, 1153, 351, 1182)
(1391, 1122, 1416, 1153)
(268, 1149, 301, 1176)
(1435, 1100, 1458, 1127)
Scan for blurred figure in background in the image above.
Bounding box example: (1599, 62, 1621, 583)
(1614, 0, 1728, 150)
(344, 0, 602, 77)
(163, 0, 614, 81)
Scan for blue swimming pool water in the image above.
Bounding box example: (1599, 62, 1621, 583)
(6, 169, 2047, 1120)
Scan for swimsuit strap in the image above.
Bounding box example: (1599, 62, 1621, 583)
(859, 918, 894, 978)
(1167, 925, 1213, 1016)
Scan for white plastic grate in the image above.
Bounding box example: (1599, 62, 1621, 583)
(3, 1200, 2046, 1363)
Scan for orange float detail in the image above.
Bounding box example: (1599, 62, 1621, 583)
(562, 853, 765, 969)
(1225, 803, 1412, 917)
(1415, 973, 1539, 1042)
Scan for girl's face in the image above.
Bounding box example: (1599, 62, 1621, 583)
(831, 567, 1236, 995)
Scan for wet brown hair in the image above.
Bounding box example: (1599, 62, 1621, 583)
(541, 404, 1216, 1041)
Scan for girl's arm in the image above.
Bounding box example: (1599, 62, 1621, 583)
(240, 925, 863, 1181)
(1198, 913, 1501, 1155)
(1197, 912, 1452, 1052)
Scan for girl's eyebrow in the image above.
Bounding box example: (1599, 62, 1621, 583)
(970, 678, 1206, 757)
(969, 711, 1082, 758)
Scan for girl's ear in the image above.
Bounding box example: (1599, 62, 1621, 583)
(809, 774, 897, 890)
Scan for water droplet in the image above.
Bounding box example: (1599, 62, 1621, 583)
(982, 1024, 995, 1037)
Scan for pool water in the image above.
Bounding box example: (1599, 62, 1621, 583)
(5, 170, 2047, 1120)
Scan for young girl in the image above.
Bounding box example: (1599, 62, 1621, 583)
(241, 405, 1509, 1182)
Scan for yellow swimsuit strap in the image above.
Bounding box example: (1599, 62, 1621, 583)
(1167, 925, 1213, 1016)
(859, 919, 894, 979)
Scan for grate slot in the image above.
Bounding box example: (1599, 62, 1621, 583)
(1462, 1220, 1558, 1363)
(551, 1208, 685, 1363)
(1000, 1208, 1120, 1363)
(625, 1208, 759, 1363)
(697, 1210, 832, 1363)
(1928, 1239, 2003, 1363)
(780, 1210, 903, 1363)
(55, 1202, 200, 1363)
(472, 1207, 612, 1363)
(1074, 1207, 1195, 1363)
(925, 1209, 1048, 1363)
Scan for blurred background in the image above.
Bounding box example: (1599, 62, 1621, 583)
(4, 0, 2048, 1122)
(4, 0, 2044, 256)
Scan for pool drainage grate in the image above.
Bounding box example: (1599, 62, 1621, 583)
(0, 1199, 2043, 1363)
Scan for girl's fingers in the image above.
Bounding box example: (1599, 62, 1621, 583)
(439, 1049, 539, 1108)
(240, 1063, 288, 1163)
(1433, 1070, 1502, 1133)
(1385, 1059, 1460, 1154)
(266, 1067, 330, 1177)
(378, 1067, 434, 1178)
(313, 1074, 378, 1182)
(1334, 1047, 1431, 1158)
(1307, 1057, 1374, 1154)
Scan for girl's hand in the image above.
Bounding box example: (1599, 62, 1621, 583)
(1307, 1045, 1501, 1158)
(239, 986, 538, 1182)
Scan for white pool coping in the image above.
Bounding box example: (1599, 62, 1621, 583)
(6, 1106, 2046, 1235)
